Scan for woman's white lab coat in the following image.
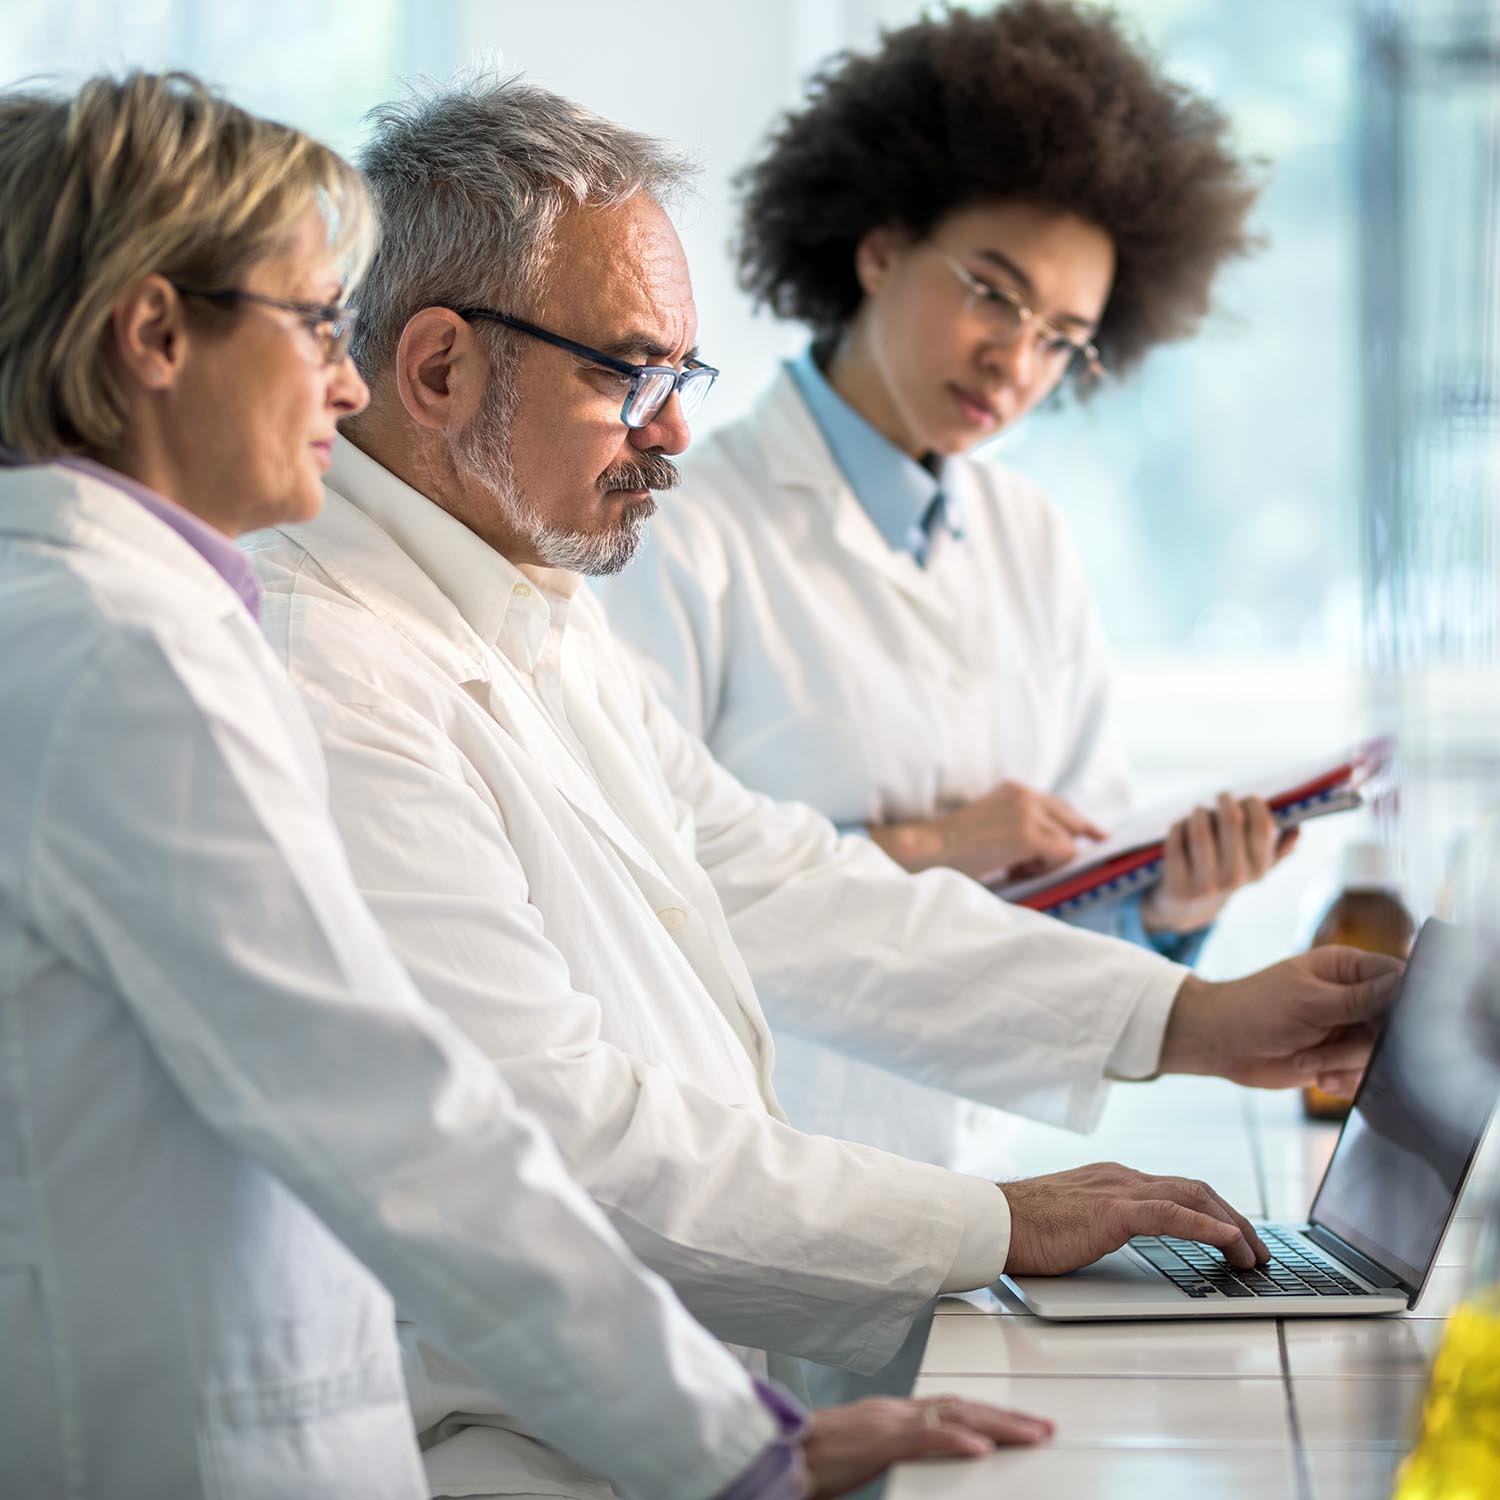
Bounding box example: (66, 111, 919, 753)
(0, 464, 778, 1500)
(600, 366, 1138, 1174)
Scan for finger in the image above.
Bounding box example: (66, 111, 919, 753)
(908, 1422, 994, 1460)
(1126, 1200, 1257, 1268)
(1314, 1070, 1362, 1097)
(1295, 1025, 1379, 1077)
(1186, 808, 1217, 891)
(1161, 819, 1190, 885)
(1327, 959, 1405, 1025)
(1044, 794, 1108, 842)
(933, 1398, 1054, 1447)
(1195, 1180, 1270, 1262)
(1273, 826, 1300, 862)
(1303, 945, 1406, 987)
(1020, 821, 1083, 874)
(1214, 793, 1248, 886)
(1243, 797, 1276, 874)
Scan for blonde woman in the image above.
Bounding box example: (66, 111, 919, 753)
(0, 73, 1039, 1500)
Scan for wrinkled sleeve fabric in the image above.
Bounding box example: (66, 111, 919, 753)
(628, 647, 1186, 1138)
(287, 669, 1005, 1374)
(26, 625, 776, 1500)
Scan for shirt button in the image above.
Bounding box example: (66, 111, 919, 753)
(512, 582, 533, 598)
(656, 906, 688, 933)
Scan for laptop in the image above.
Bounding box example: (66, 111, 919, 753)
(1003, 918, 1498, 1320)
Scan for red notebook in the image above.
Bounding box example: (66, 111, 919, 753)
(989, 742, 1391, 916)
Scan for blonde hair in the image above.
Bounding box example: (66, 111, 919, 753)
(0, 71, 376, 458)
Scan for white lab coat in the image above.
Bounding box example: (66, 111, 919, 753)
(0, 463, 780, 1500)
(246, 440, 1182, 1495)
(599, 366, 1138, 1174)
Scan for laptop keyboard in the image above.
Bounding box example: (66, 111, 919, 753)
(1129, 1226, 1372, 1299)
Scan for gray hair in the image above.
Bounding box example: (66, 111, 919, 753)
(350, 71, 694, 379)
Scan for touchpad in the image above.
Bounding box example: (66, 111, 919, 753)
(1072, 1247, 1158, 1282)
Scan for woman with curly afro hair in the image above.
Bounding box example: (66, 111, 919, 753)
(600, 1, 1298, 1173)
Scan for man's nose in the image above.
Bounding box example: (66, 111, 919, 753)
(628, 391, 693, 457)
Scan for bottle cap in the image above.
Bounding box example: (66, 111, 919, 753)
(1338, 838, 1402, 894)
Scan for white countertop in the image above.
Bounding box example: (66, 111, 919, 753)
(888, 1076, 1496, 1500)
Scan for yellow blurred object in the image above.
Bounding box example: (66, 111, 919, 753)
(1392, 1290, 1500, 1499)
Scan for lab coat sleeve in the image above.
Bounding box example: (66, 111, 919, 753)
(632, 654, 1186, 1137)
(595, 503, 730, 740)
(25, 625, 777, 1500)
(288, 673, 1008, 1374)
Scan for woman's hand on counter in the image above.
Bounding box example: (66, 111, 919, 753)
(801, 1394, 1054, 1497)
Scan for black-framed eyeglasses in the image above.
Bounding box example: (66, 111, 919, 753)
(449, 306, 719, 430)
(174, 286, 357, 364)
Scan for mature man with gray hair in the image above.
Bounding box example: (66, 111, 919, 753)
(247, 75, 1396, 1497)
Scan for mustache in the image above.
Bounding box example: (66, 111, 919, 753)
(598, 452, 680, 495)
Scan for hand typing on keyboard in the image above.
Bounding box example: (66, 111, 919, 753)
(1129, 1229, 1368, 1298)
(999, 1163, 1271, 1276)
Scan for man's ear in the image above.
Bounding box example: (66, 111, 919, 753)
(852, 224, 911, 298)
(110, 275, 190, 393)
(393, 308, 487, 433)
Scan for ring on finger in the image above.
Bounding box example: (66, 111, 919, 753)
(922, 1396, 954, 1429)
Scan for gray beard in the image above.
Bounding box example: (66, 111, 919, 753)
(526, 494, 656, 575)
(453, 382, 662, 576)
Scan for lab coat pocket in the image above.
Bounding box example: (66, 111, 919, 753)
(201, 1346, 423, 1500)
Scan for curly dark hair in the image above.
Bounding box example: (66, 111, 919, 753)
(736, 0, 1260, 381)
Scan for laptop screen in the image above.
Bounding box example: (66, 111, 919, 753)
(1310, 918, 1499, 1291)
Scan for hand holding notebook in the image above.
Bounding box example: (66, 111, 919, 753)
(989, 739, 1393, 917)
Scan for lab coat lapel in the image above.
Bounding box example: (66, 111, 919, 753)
(479, 667, 672, 886)
(284, 492, 674, 884)
(761, 368, 961, 616)
(483, 622, 780, 1093)
(1, 466, 247, 631)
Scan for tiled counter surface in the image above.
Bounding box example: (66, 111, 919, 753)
(888, 1076, 1497, 1500)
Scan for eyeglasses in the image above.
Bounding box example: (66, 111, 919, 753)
(448, 306, 719, 429)
(931, 249, 1106, 389)
(174, 286, 357, 364)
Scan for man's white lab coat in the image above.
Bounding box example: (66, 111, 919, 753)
(247, 440, 1184, 1495)
(599, 366, 1139, 1172)
(0, 464, 778, 1500)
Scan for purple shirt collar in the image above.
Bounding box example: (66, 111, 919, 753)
(55, 456, 263, 621)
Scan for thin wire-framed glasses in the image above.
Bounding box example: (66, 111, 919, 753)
(449, 306, 719, 429)
(931, 249, 1106, 389)
(174, 286, 357, 364)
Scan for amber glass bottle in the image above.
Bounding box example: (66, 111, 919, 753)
(1302, 841, 1416, 1120)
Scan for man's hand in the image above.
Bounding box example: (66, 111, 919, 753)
(1141, 793, 1297, 934)
(801, 1395, 1053, 1497)
(871, 779, 1105, 883)
(999, 1163, 1270, 1276)
(1161, 946, 1405, 1095)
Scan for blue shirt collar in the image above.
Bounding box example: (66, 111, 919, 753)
(786, 347, 961, 560)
